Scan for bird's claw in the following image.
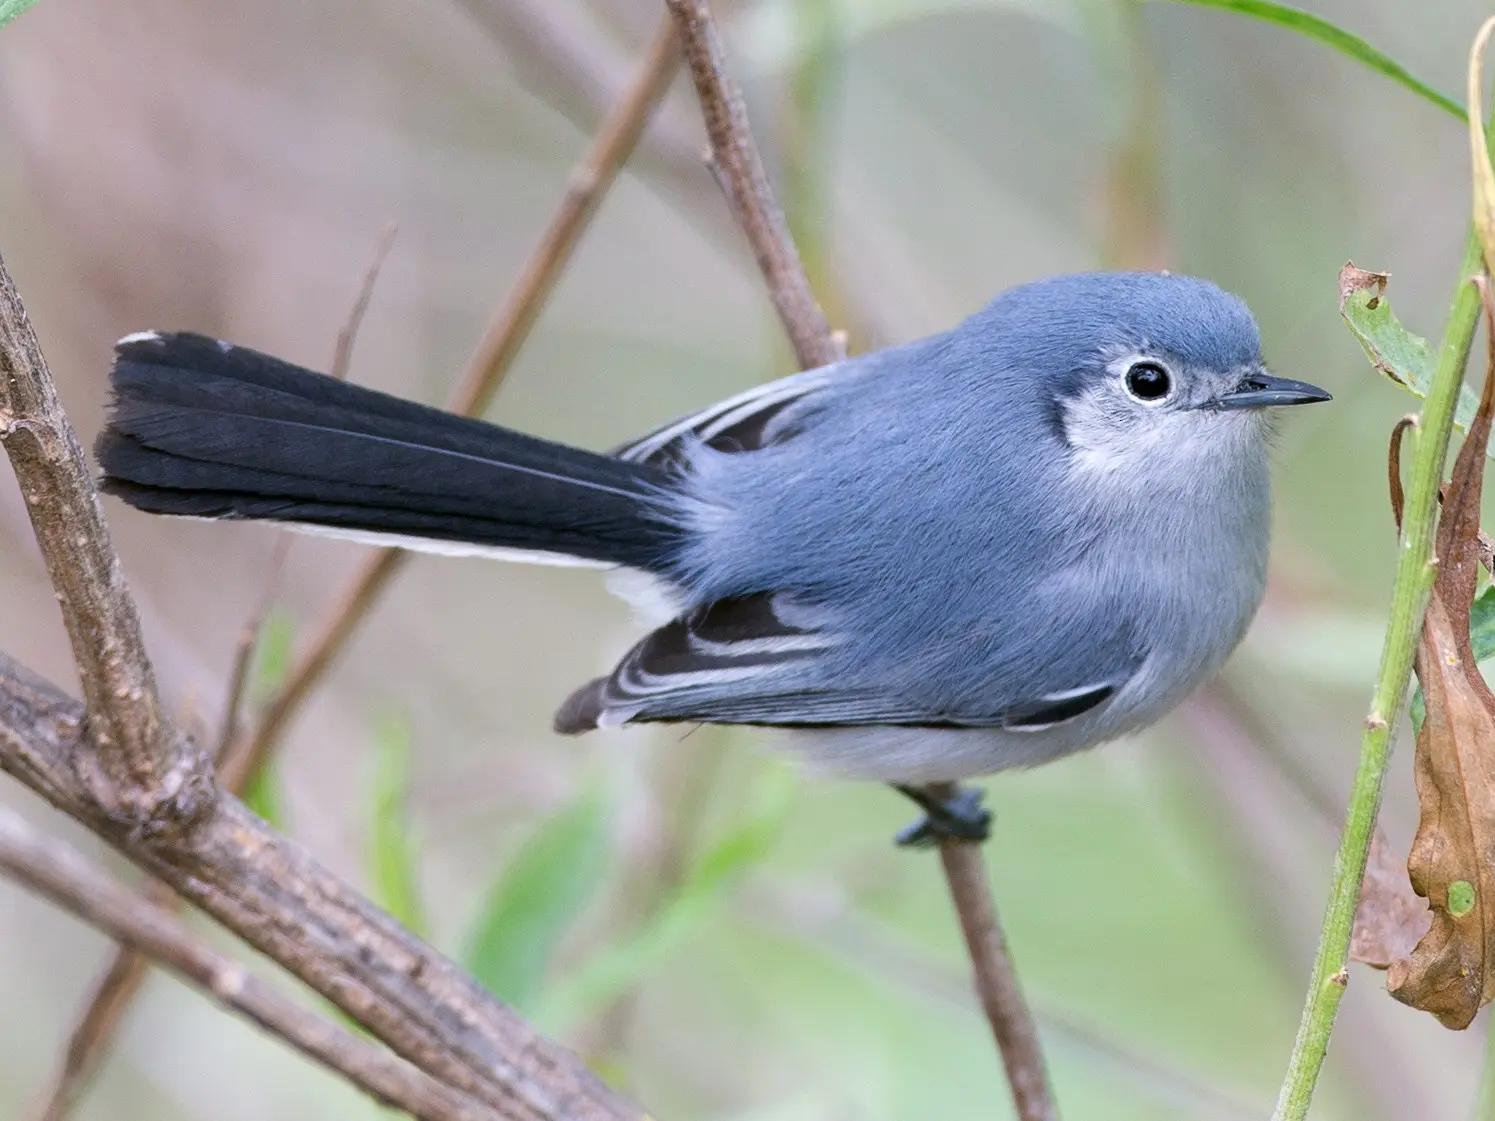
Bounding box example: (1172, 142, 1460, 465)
(892, 783, 991, 847)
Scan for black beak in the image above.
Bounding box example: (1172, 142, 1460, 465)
(1211, 372, 1332, 411)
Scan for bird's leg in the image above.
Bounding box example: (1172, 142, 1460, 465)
(892, 781, 991, 847)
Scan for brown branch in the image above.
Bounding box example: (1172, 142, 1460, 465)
(220, 15, 683, 788)
(0, 256, 211, 829)
(937, 833, 1058, 1121)
(331, 222, 398, 381)
(0, 804, 495, 1121)
(0, 240, 640, 1116)
(0, 652, 639, 1120)
(30, 221, 403, 1121)
(655, 4, 1054, 1116)
(663, 0, 841, 370)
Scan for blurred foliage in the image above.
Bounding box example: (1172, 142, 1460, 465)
(367, 709, 427, 937)
(1152, 0, 1460, 118)
(0, 0, 38, 32)
(537, 761, 796, 1036)
(241, 606, 297, 830)
(748, 0, 1461, 123)
(463, 782, 609, 1012)
(247, 607, 296, 709)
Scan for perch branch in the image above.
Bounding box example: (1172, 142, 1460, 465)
(0, 805, 494, 1121)
(656, 3, 1054, 1117)
(31, 223, 398, 1121)
(933, 788, 1057, 1121)
(219, 14, 682, 790)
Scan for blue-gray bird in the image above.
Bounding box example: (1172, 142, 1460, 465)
(95, 271, 1329, 842)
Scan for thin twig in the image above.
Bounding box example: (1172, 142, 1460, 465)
(216, 534, 294, 763)
(663, 0, 841, 370)
(0, 804, 494, 1121)
(220, 15, 682, 790)
(740, 879, 1265, 1121)
(29, 939, 154, 1121)
(31, 224, 401, 1121)
(655, 3, 1054, 1115)
(0, 253, 211, 829)
(332, 222, 398, 381)
(933, 790, 1057, 1121)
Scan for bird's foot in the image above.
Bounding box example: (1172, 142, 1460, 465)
(892, 782, 991, 847)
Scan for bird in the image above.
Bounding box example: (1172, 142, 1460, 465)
(94, 271, 1330, 844)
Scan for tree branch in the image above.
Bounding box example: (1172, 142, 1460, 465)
(0, 257, 211, 830)
(655, 4, 1055, 1117)
(663, 0, 841, 371)
(0, 238, 640, 1117)
(31, 222, 398, 1121)
(937, 836, 1057, 1121)
(0, 651, 639, 1120)
(0, 804, 494, 1121)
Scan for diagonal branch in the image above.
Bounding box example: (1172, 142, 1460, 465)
(219, 14, 683, 792)
(0, 804, 494, 1121)
(0, 260, 211, 829)
(31, 223, 398, 1121)
(0, 651, 639, 1121)
(0, 243, 640, 1117)
(656, 3, 1055, 1118)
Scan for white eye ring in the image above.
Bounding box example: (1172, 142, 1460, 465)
(1122, 360, 1174, 404)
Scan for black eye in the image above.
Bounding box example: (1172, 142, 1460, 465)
(1124, 361, 1172, 402)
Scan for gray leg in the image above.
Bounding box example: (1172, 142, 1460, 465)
(892, 783, 991, 847)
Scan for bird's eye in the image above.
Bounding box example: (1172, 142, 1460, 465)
(1124, 361, 1172, 402)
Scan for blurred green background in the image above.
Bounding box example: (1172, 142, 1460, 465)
(0, 0, 1487, 1117)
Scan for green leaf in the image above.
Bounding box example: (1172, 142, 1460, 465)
(367, 710, 426, 937)
(1340, 268, 1488, 449)
(463, 785, 609, 1012)
(248, 607, 296, 707)
(745, 0, 1461, 123)
(242, 759, 289, 831)
(0, 0, 41, 31)
(1148, 0, 1461, 121)
(1412, 585, 1495, 733)
(536, 762, 796, 1032)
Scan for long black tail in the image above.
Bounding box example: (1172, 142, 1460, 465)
(96, 332, 686, 571)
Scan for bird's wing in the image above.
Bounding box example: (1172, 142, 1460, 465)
(554, 592, 1139, 733)
(612, 367, 835, 468)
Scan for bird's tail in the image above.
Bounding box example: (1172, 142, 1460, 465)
(95, 332, 686, 572)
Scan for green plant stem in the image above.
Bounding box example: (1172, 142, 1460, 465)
(1272, 229, 1486, 1119)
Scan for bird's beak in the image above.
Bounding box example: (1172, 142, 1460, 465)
(1210, 372, 1332, 411)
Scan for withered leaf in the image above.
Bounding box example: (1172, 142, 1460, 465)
(1387, 276, 1495, 1029)
(1351, 832, 1431, 969)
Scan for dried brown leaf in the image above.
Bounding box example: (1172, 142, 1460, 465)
(1339, 263, 1387, 312)
(1387, 414, 1416, 531)
(1388, 275, 1495, 1028)
(1351, 832, 1431, 969)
